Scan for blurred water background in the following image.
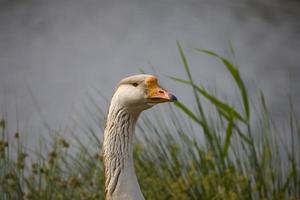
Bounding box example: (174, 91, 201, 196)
(0, 0, 299, 143)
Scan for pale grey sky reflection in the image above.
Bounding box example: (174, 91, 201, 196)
(0, 0, 299, 142)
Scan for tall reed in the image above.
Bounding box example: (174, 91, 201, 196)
(0, 43, 299, 199)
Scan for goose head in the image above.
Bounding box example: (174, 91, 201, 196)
(111, 74, 177, 114)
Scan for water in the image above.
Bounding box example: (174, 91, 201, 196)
(0, 0, 299, 141)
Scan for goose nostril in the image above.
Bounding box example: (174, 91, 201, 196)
(158, 90, 164, 94)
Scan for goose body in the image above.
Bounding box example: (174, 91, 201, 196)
(103, 74, 176, 200)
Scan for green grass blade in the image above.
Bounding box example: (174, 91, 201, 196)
(222, 121, 234, 160)
(174, 101, 202, 126)
(177, 41, 192, 81)
(194, 48, 250, 121)
(228, 40, 235, 57)
(177, 42, 204, 118)
(169, 76, 246, 123)
(168, 76, 191, 85)
(194, 85, 246, 123)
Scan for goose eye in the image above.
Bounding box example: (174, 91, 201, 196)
(132, 83, 138, 87)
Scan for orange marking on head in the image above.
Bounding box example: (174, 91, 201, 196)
(145, 76, 158, 88)
(145, 76, 160, 96)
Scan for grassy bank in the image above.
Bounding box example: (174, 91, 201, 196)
(1, 43, 299, 200)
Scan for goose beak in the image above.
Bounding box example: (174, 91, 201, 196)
(147, 88, 177, 103)
(146, 76, 177, 103)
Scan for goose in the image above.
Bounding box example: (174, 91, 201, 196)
(103, 74, 177, 200)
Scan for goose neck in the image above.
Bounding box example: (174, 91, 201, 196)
(103, 104, 144, 200)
